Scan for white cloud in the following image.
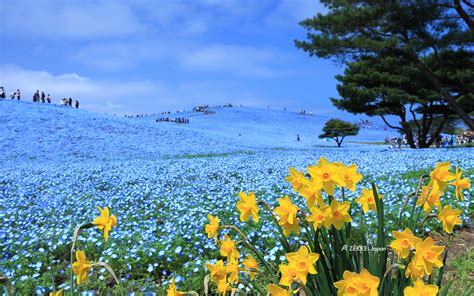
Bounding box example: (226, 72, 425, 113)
(3, 0, 145, 39)
(0, 64, 160, 112)
(0, 64, 277, 113)
(179, 44, 291, 78)
(265, 0, 327, 27)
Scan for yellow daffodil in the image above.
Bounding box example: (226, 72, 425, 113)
(285, 167, 306, 192)
(403, 279, 439, 296)
(390, 229, 422, 259)
(356, 187, 382, 213)
(242, 255, 259, 279)
(307, 157, 344, 196)
(404, 260, 425, 281)
(219, 235, 240, 261)
(206, 260, 227, 283)
(279, 218, 301, 236)
(49, 290, 63, 296)
(205, 214, 219, 239)
(217, 279, 232, 295)
(430, 162, 455, 193)
(438, 205, 462, 234)
(334, 269, 380, 296)
(236, 191, 260, 223)
(268, 284, 291, 296)
(450, 167, 470, 201)
(71, 250, 91, 285)
(413, 237, 445, 275)
(226, 259, 239, 284)
(325, 198, 352, 230)
(416, 186, 442, 213)
(299, 178, 324, 207)
(274, 196, 299, 225)
(167, 278, 185, 296)
(285, 246, 320, 275)
(339, 163, 363, 192)
(93, 206, 117, 241)
(279, 263, 307, 286)
(306, 204, 329, 230)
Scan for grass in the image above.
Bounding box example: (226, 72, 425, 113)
(162, 150, 255, 159)
(348, 141, 387, 145)
(446, 248, 474, 295)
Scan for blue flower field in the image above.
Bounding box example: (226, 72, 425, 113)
(0, 100, 472, 294)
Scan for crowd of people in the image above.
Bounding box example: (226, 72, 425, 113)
(156, 117, 189, 124)
(0, 87, 80, 109)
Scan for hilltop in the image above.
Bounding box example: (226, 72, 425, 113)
(0, 100, 393, 161)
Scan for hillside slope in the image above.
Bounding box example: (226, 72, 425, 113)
(0, 100, 391, 161)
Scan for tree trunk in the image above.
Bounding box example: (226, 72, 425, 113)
(408, 52, 474, 130)
(454, 0, 474, 30)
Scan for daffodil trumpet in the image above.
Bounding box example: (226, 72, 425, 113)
(69, 222, 94, 295)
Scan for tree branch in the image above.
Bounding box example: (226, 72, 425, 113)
(454, 0, 474, 30)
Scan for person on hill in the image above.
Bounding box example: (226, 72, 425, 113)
(75, 100, 79, 109)
(297, 134, 300, 142)
(68, 98, 72, 106)
(16, 89, 21, 100)
(0, 87, 5, 99)
(47, 94, 51, 103)
(41, 92, 45, 103)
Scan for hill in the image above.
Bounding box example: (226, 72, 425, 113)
(0, 100, 393, 161)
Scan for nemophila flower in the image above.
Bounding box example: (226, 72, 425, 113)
(403, 279, 439, 296)
(268, 284, 291, 296)
(236, 191, 260, 223)
(166, 278, 185, 296)
(274, 196, 299, 225)
(416, 186, 441, 213)
(226, 259, 239, 284)
(450, 167, 470, 201)
(71, 250, 91, 285)
(404, 260, 424, 281)
(390, 229, 422, 259)
(413, 237, 445, 275)
(205, 214, 219, 239)
(219, 235, 240, 261)
(206, 260, 227, 283)
(334, 269, 380, 296)
(438, 205, 462, 234)
(299, 178, 324, 207)
(93, 206, 117, 241)
(307, 157, 344, 196)
(285, 246, 319, 275)
(49, 289, 62, 296)
(279, 218, 301, 236)
(285, 167, 306, 192)
(242, 255, 258, 279)
(325, 198, 352, 230)
(339, 163, 363, 192)
(356, 187, 382, 213)
(306, 205, 329, 229)
(279, 262, 307, 286)
(430, 162, 455, 193)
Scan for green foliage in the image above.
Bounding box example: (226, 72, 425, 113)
(295, 0, 474, 130)
(319, 119, 359, 147)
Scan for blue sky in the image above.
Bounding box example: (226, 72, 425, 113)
(0, 0, 353, 116)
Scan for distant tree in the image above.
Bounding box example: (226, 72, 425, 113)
(295, 0, 474, 130)
(319, 119, 359, 147)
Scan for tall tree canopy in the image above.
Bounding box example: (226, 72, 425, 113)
(332, 54, 453, 148)
(295, 0, 474, 129)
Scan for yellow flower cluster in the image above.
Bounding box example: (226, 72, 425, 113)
(279, 246, 319, 287)
(334, 269, 380, 295)
(390, 229, 445, 279)
(416, 162, 468, 234)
